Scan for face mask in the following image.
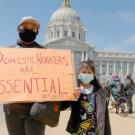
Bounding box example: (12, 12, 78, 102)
(79, 73, 94, 84)
(19, 29, 37, 43)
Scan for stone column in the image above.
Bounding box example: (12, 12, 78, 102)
(107, 61, 109, 76)
(69, 24, 72, 37)
(120, 61, 122, 76)
(127, 62, 129, 75)
(48, 27, 51, 41)
(113, 61, 116, 73)
(134, 62, 135, 74)
(81, 52, 84, 62)
(100, 61, 102, 76)
(77, 25, 79, 40)
(85, 53, 88, 61)
(60, 26, 62, 38)
(83, 31, 86, 41)
(133, 62, 135, 81)
(53, 25, 55, 38)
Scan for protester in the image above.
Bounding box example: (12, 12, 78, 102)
(108, 73, 122, 98)
(124, 74, 135, 113)
(107, 73, 124, 114)
(3, 16, 45, 135)
(3, 16, 81, 135)
(61, 60, 111, 135)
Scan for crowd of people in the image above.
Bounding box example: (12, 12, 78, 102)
(105, 73, 134, 114)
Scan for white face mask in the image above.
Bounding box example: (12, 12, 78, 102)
(79, 73, 94, 84)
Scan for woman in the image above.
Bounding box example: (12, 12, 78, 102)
(3, 16, 45, 135)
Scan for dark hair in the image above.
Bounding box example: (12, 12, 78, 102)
(127, 74, 132, 79)
(79, 60, 96, 74)
(77, 60, 101, 92)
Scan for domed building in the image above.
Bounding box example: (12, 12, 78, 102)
(45, 0, 84, 42)
(44, 0, 135, 82)
(44, 0, 95, 71)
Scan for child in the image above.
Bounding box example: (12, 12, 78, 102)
(62, 60, 111, 135)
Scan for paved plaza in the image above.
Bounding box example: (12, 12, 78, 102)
(0, 96, 135, 135)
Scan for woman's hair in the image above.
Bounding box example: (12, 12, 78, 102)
(77, 60, 101, 92)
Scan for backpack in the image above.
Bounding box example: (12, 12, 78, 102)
(30, 102, 61, 127)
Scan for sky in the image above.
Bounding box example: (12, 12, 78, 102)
(0, 0, 135, 52)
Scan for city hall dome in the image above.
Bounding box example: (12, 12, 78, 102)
(50, 0, 80, 22)
(45, 0, 86, 43)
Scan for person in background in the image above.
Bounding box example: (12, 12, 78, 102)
(108, 73, 122, 99)
(124, 74, 135, 113)
(61, 60, 111, 135)
(3, 16, 45, 135)
(107, 73, 124, 114)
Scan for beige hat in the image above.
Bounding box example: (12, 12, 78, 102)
(19, 16, 40, 29)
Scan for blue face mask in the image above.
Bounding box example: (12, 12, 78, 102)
(79, 73, 94, 84)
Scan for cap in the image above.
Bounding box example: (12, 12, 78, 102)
(112, 73, 119, 78)
(112, 73, 120, 81)
(19, 16, 40, 29)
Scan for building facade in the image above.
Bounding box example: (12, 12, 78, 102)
(44, 0, 135, 82)
(94, 52, 135, 82)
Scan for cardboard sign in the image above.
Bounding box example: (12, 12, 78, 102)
(0, 48, 76, 102)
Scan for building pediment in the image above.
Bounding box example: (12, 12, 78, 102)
(44, 37, 93, 48)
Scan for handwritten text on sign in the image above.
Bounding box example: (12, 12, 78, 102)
(0, 48, 76, 102)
